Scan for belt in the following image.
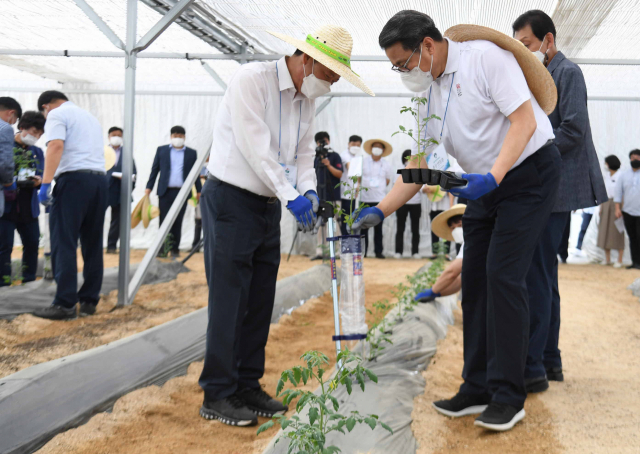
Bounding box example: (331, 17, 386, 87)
(208, 175, 279, 204)
(56, 169, 106, 180)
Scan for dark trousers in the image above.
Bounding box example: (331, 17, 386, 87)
(396, 204, 421, 255)
(193, 218, 202, 250)
(558, 215, 571, 261)
(50, 172, 108, 308)
(159, 188, 188, 253)
(362, 202, 383, 256)
(107, 204, 120, 250)
(576, 212, 592, 250)
(525, 211, 570, 378)
(623, 211, 640, 265)
(429, 210, 451, 254)
(0, 219, 40, 286)
(199, 179, 281, 399)
(459, 144, 560, 409)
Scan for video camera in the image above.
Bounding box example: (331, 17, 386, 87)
(315, 140, 330, 161)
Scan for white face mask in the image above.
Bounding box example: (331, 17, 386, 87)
(349, 146, 361, 155)
(21, 132, 38, 146)
(533, 36, 547, 64)
(301, 59, 332, 100)
(451, 226, 464, 244)
(371, 147, 384, 157)
(109, 136, 123, 147)
(171, 137, 185, 148)
(400, 46, 434, 93)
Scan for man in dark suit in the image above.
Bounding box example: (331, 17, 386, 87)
(145, 125, 201, 257)
(106, 127, 137, 254)
(514, 11, 608, 391)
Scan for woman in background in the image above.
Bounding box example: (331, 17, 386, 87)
(598, 155, 624, 267)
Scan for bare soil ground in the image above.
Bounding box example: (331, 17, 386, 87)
(0, 250, 316, 378)
(412, 263, 640, 454)
(35, 258, 425, 454)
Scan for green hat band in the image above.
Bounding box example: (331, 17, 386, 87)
(306, 35, 352, 68)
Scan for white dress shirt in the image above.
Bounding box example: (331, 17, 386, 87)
(614, 168, 640, 216)
(604, 170, 618, 199)
(361, 156, 394, 203)
(339, 149, 361, 200)
(412, 38, 554, 175)
(207, 56, 316, 203)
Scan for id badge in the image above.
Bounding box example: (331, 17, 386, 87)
(280, 163, 298, 189)
(427, 143, 450, 171)
(369, 177, 381, 188)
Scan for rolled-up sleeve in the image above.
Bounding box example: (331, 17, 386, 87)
(228, 69, 299, 203)
(44, 111, 67, 143)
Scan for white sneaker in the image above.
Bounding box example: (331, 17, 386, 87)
(412, 253, 421, 259)
(613, 262, 622, 269)
(393, 253, 402, 259)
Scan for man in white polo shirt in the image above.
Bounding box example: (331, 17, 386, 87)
(353, 12, 560, 431)
(33, 91, 108, 321)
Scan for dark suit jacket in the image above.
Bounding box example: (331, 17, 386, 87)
(145, 145, 202, 198)
(547, 51, 608, 212)
(107, 149, 137, 207)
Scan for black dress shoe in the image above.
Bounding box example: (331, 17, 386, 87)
(106, 248, 117, 254)
(474, 402, 525, 431)
(237, 386, 288, 418)
(546, 367, 564, 382)
(525, 376, 549, 393)
(200, 393, 257, 426)
(375, 254, 385, 259)
(432, 392, 491, 417)
(79, 302, 97, 317)
(171, 250, 181, 258)
(33, 304, 77, 321)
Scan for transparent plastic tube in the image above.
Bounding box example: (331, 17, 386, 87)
(339, 235, 368, 336)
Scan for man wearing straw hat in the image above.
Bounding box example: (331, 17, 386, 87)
(198, 25, 373, 427)
(353, 11, 561, 431)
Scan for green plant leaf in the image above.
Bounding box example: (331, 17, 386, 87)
(346, 416, 356, 432)
(287, 370, 298, 386)
(328, 395, 340, 411)
(276, 378, 285, 396)
(308, 407, 319, 426)
(344, 376, 352, 394)
(380, 421, 393, 433)
(364, 416, 377, 430)
(356, 368, 365, 392)
(257, 420, 274, 435)
(293, 367, 302, 384)
(281, 417, 292, 430)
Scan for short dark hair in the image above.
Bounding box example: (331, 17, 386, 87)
(0, 97, 22, 119)
(315, 131, 330, 144)
(604, 155, 621, 171)
(108, 126, 123, 135)
(37, 90, 68, 112)
(293, 49, 304, 56)
(512, 10, 556, 41)
(17, 111, 45, 132)
(348, 135, 362, 144)
(379, 10, 443, 51)
(401, 149, 412, 164)
(447, 214, 463, 227)
(171, 125, 186, 135)
(630, 149, 640, 159)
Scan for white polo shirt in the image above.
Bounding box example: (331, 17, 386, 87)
(413, 38, 554, 175)
(361, 155, 394, 203)
(207, 56, 316, 203)
(44, 101, 105, 176)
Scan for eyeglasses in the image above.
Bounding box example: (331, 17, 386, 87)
(391, 46, 419, 73)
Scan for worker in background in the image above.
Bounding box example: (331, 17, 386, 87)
(145, 126, 202, 258)
(339, 134, 363, 235)
(395, 149, 423, 259)
(33, 91, 108, 320)
(513, 10, 608, 393)
(614, 149, 640, 270)
(354, 11, 560, 431)
(106, 126, 137, 254)
(0, 111, 45, 286)
(0, 97, 22, 216)
(198, 25, 373, 427)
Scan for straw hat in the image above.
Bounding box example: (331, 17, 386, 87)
(142, 195, 160, 229)
(267, 25, 374, 97)
(444, 24, 557, 115)
(431, 203, 466, 242)
(363, 139, 393, 158)
(104, 145, 117, 171)
(130, 196, 146, 229)
(424, 185, 445, 202)
(188, 186, 198, 207)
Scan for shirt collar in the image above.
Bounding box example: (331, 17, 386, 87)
(546, 51, 565, 75)
(170, 145, 185, 152)
(276, 56, 295, 92)
(440, 38, 460, 76)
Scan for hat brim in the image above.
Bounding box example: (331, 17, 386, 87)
(104, 145, 116, 171)
(267, 31, 375, 97)
(363, 139, 393, 157)
(431, 204, 466, 242)
(425, 185, 445, 202)
(444, 25, 557, 115)
(142, 195, 155, 229)
(130, 196, 145, 229)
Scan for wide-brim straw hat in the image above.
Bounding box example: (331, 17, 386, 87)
(444, 24, 557, 115)
(188, 186, 198, 207)
(267, 25, 374, 97)
(142, 195, 160, 229)
(363, 139, 393, 157)
(104, 145, 116, 171)
(130, 196, 146, 229)
(431, 203, 466, 242)
(425, 185, 445, 202)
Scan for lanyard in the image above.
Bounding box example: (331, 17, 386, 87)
(424, 72, 456, 144)
(276, 61, 303, 165)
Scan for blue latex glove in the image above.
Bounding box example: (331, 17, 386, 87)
(349, 206, 384, 233)
(38, 183, 53, 206)
(287, 195, 316, 233)
(449, 173, 498, 200)
(4, 180, 16, 191)
(415, 288, 441, 303)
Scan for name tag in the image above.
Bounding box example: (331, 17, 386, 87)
(427, 143, 450, 171)
(369, 177, 381, 188)
(280, 163, 297, 189)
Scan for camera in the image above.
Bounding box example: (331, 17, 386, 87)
(315, 142, 329, 160)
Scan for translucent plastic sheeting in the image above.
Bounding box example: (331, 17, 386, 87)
(262, 264, 458, 454)
(339, 235, 367, 336)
